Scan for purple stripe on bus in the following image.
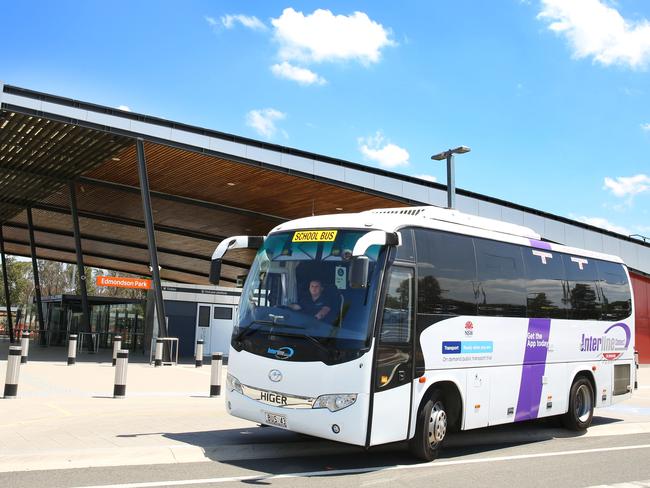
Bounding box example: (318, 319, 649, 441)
(515, 318, 551, 422)
(529, 239, 552, 250)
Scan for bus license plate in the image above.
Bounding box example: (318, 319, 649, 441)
(264, 412, 287, 428)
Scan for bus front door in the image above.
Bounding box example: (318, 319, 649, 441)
(369, 265, 415, 446)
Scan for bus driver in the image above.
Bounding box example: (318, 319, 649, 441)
(289, 279, 335, 321)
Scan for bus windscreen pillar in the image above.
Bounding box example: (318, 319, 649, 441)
(26, 209, 45, 345)
(0, 225, 14, 344)
(68, 181, 91, 334)
(135, 138, 168, 340)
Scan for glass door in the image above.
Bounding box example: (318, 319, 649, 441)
(369, 265, 415, 446)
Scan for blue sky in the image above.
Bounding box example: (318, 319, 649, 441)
(2, 0, 650, 240)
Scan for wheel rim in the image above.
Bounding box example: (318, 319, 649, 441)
(575, 384, 592, 422)
(428, 401, 447, 446)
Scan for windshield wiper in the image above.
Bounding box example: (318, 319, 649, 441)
(233, 320, 274, 343)
(267, 329, 334, 359)
(234, 319, 304, 343)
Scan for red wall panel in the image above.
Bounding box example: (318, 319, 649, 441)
(631, 273, 650, 363)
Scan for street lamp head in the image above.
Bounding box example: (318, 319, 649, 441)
(431, 145, 471, 160)
(452, 145, 471, 154)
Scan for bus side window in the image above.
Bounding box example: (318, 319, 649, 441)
(596, 260, 632, 321)
(523, 247, 568, 319)
(563, 254, 602, 320)
(475, 238, 527, 317)
(395, 228, 415, 262)
(414, 228, 477, 316)
(380, 267, 414, 343)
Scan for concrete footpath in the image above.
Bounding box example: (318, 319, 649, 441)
(1, 339, 650, 473)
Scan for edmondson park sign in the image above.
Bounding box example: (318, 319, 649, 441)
(96, 276, 152, 290)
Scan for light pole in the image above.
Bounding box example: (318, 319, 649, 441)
(431, 146, 471, 209)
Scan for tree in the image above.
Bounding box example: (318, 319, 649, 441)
(0, 256, 32, 309)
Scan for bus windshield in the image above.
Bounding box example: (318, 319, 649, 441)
(235, 229, 385, 364)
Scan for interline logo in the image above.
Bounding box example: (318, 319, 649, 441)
(580, 322, 631, 360)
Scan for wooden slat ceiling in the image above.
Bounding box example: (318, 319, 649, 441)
(85, 143, 398, 220)
(0, 110, 132, 222)
(0, 113, 406, 286)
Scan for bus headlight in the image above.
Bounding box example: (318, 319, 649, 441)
(227, 373, 243, 394)
(313, 394, 357, 412)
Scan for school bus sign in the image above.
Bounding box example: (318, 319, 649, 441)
(96, 276, 152, 289)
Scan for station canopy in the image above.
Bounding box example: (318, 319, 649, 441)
(0, 85, 414, 285)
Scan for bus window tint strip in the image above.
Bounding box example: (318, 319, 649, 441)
(415, 228, 477, 316)
(411, 227, 632, 321)
(523, 247, 568, 319)
(596, 260, 632, 321)
(475, 238, 527, 317)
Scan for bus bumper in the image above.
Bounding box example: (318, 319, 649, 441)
(226, 389, 370, 446)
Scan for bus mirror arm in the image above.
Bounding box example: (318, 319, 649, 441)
(209, 235, 265, 285)
(350, 231, 399, 289)
(351, 231, 400, 257)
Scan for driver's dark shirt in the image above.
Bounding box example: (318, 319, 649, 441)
(298, 292, 336, 319)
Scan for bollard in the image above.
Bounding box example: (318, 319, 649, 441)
(68, 334, 78, 365)
(195, 340, 204, 368)
(3, 346, 22, 399)
(210, 352, 222, 397)
(154, 338, 163, 367)
(112, 335, 122, 367)
(113, 350, 129, 398)
(635, 350, 639, 390)
(20, 331, 30, 364)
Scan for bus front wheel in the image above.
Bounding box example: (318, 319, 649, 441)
(409, 390, 447, 461)
(561, 376, 594, 431)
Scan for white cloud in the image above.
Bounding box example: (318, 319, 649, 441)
(205, 16, 218, 28)
(414, 174, 437, 183)
(574, 215, 630, 235)
(116, 105, 131, 112)
(271, 8, 395, 65)
(358, 132, 409, 168)
(538, 0, 650, 69)
(603, 174, 650, 198)
(641, 123, 650, 132)
(220, 14, 267, 31)
(271, 61, 326, 85)
(246, 108, 286, 139)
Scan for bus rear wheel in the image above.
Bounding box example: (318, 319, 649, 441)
(409, 390, 447, 461)
(561, 376, 594, 431)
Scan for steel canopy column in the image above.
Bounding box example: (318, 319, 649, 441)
(69, 181, 91, 333)
(135, 139, 167, 338)
(26, 208, 45, 342)
(0, 226, 14, 343)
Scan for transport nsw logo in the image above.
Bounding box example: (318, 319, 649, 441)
(580, 322, 631, 360)
(442, 341, 493, 354)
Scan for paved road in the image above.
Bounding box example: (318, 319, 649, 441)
(3, 429, 650, 488)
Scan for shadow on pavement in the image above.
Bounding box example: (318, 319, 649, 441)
(155, 415, 621, 477)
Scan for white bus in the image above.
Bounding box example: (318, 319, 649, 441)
(210, 206, 635, 461)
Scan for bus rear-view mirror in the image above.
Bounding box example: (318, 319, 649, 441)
(350, 256, 370, 289)
(209, 259, 222, 285)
